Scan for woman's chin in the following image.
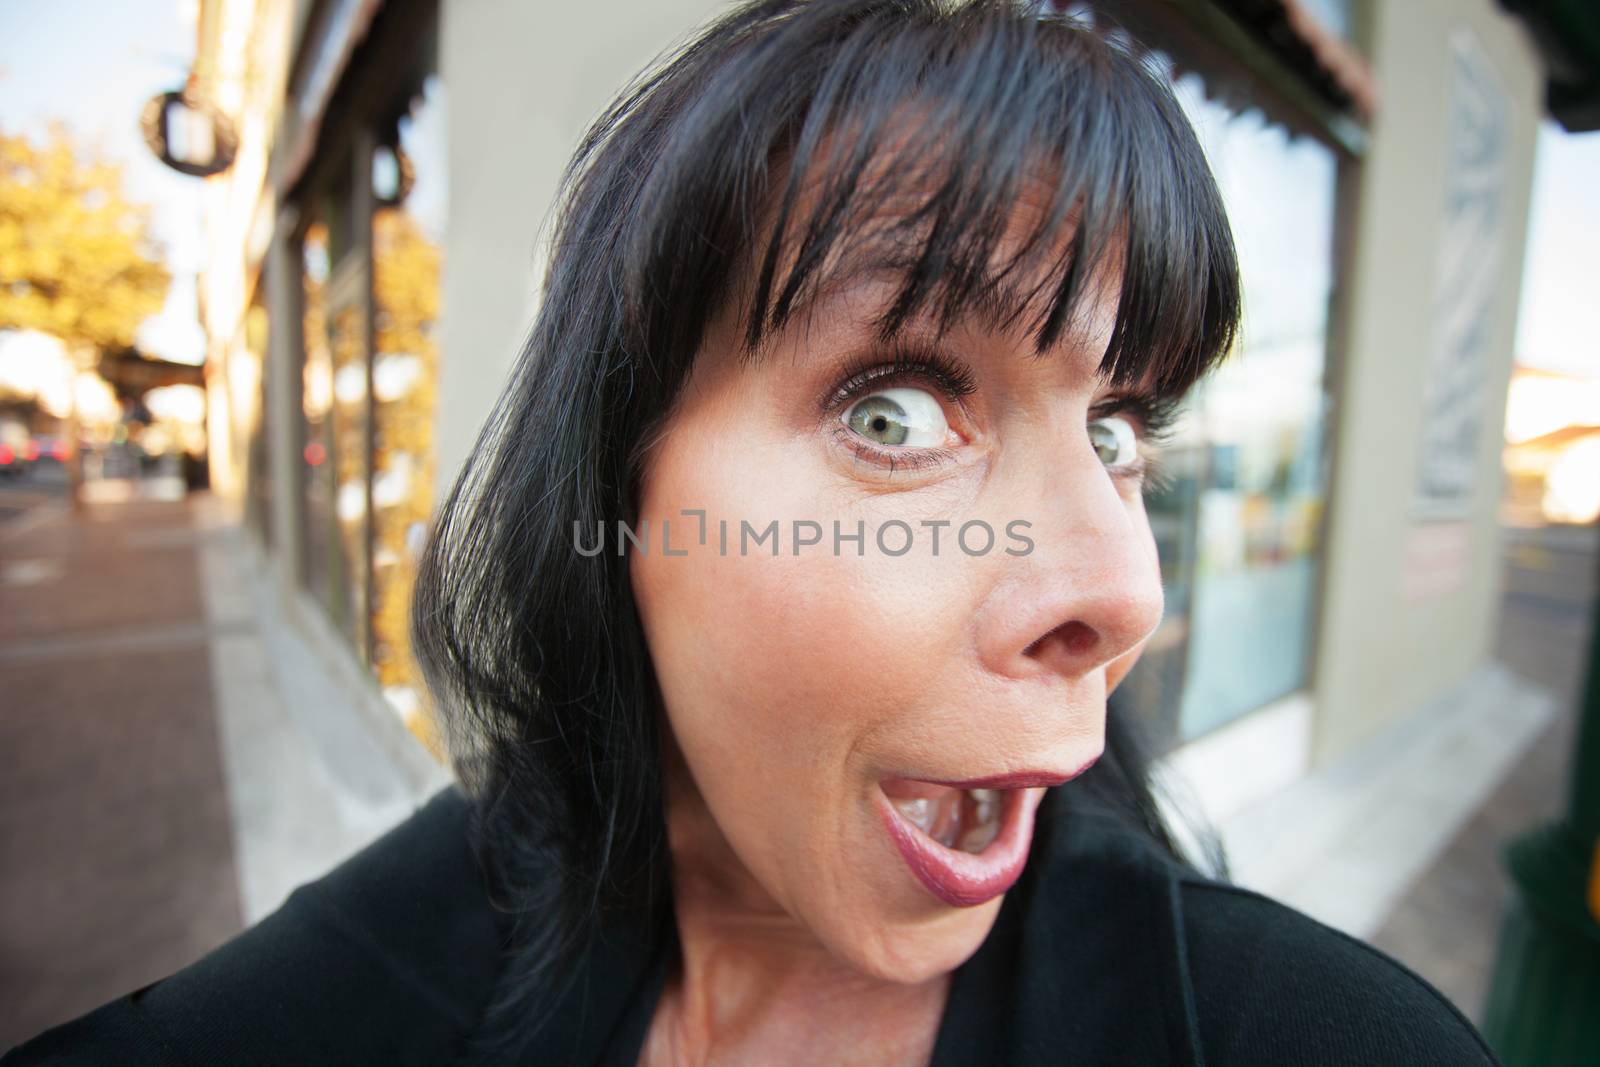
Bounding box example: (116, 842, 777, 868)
(819, 896, 1003, 985)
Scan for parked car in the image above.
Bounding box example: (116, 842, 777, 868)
(18, 435, 73, 484)
(29, 435, 73, 463)
(0, 422, 32, 480)
(0, 442, 24, 479)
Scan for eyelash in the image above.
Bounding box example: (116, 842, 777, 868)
(1091, 393, 1181, 495)
(821, 342, 976, 474)
(822, 343, 1181, 492)
(820, 341, 979, 412)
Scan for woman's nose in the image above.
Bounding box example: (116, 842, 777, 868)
(971, 444, 1165, 685)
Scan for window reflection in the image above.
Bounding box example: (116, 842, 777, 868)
(300, 180, 372, 659)
(370, 73, 445, 753)
(329, 295, 370, 659)
(288, 19, 445, 758)
(300, 220, 347, 638)
(1120, 69, 1337, 747)
(1172, 74, 1336, 740)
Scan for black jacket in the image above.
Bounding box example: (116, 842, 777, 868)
(4, 784, 1501, 1065)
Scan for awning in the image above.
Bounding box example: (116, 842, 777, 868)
(96, 349, 206, 400)
(1085, 0, 1376, 155)
(1210, 0, 1377, 119)
(1499, 0, 1600, 132)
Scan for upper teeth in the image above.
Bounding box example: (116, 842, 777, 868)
(891, 788, 1003, 853)
(896, 797, 935, 831)
(970, 788, 999, 823)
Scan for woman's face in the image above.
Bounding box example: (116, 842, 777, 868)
(629, 206, 1166, 983)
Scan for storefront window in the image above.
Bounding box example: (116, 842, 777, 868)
(300, 219, 343, 634)
(299, 177, 371, 659)
(370, 71, 445, 750)
(1170, 74, 1337, 741)
(286, 8, 446, 756)
(1118, 66, 1338, 748)
(328, 282, 371, 660)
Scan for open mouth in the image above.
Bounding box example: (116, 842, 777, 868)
(886, 786, 1007, 854)
(875, 777, 1044, 909)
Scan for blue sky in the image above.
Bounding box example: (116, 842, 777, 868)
(0, 0, 204, 364)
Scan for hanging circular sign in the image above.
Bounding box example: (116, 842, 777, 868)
(140, 89, 237, 177)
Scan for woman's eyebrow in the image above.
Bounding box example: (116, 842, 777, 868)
(757, 247, 1057, 358)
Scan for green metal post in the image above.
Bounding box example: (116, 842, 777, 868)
(1481, 523, 1600, 1064)
(1568, 528, 1600, 849)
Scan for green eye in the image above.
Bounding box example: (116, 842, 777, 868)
(1088, 415, 1139, 469)
(843, 387, 949, 448)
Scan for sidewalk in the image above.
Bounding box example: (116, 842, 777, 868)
(1368, 521, 1597, 1021)
(0, 492, 240, 1048)
(0, 488, 447, 1048)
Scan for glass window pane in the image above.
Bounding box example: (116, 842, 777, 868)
(300, 199, 371, 657)
(329, 289, 371, 658)
(300, 218, 343, 631)
(1171, 74, 1337, 741)
(370, 71, 445, 752)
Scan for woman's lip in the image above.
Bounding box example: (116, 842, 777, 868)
(875, 784, 1043, 908)
(923, 762, 1097, 791)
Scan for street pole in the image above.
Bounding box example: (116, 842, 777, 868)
(1481, 520, 1600, 1063)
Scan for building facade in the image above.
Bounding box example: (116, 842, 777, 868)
(188, 0, 1547, 810)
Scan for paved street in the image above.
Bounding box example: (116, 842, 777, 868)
(0, 487, 242, 1049)
(0, 488, 55, 527)
(0, 466, 66, 527)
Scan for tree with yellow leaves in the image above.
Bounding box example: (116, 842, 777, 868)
(0, 125, 172, 502)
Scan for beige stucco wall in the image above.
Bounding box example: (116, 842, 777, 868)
(434, 0, 731, 505)
(1309, 0, 1543, 764)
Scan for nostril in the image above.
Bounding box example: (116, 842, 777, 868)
(1024, 620, 1098, 660)
(1061, 621, 1098, 656)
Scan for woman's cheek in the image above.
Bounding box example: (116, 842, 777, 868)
(642, 522, 941, 768)
(1105, 505, 1163, 693)
(634, 423, 943, 754)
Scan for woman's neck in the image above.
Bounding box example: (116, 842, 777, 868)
(639, 736, 951, 1067)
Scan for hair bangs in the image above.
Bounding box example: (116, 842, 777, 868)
(625, 0, 1240, 402)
